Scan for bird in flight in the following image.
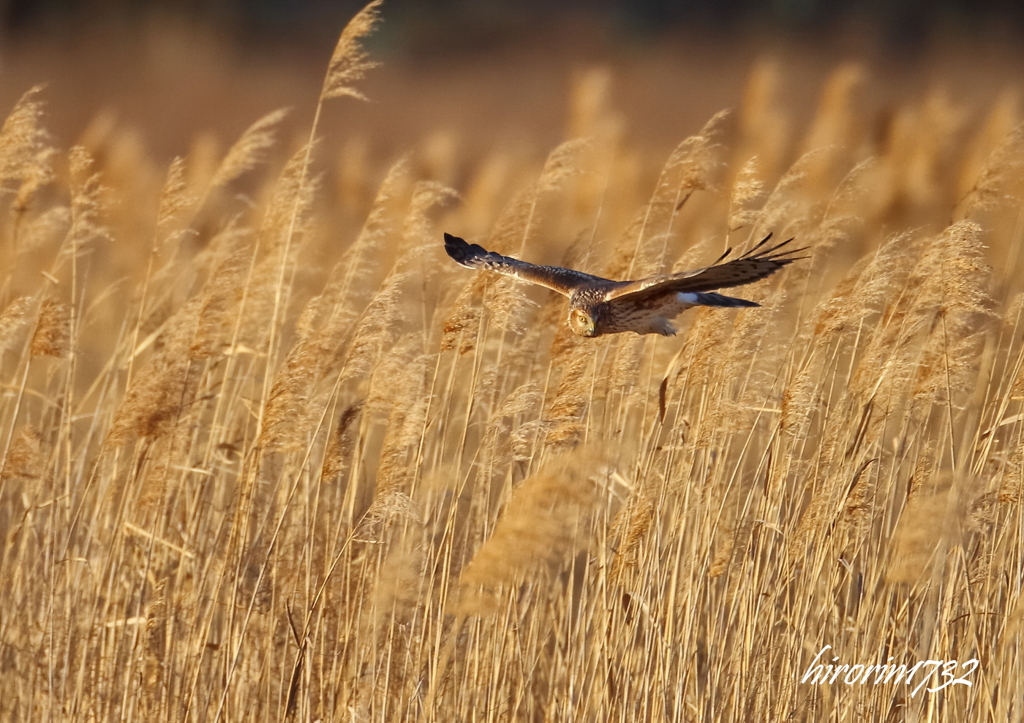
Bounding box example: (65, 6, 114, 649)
(444, 232, 805, 337)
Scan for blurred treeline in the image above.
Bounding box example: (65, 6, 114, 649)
(2, 0, 1023, 47)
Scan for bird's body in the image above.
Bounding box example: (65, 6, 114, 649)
(444, 233, 805, 337)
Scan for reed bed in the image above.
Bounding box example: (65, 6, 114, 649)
(0, 4, 1021, 721)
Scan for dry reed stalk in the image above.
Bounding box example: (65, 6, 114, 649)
(232, 144, 319, 360)
(346, 157, 412, 264)
(455, 140, 591, 353)
(846, 234, 932, 406)
(714, 283, 789, 434)
(300, 159, 412, 376)
(441, 140, 588, 358)
(661, 306, 734, 427)
(996, 437, 1023, 503)
(608, 334, 646, 395)
(347, 537, 426, 718)
(794, 222, 990, 563)
(134, 418, 198, 513)
(400, 180, 460, 257)
(780, 237, 903, 438)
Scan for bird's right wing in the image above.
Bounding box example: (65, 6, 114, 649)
(604, 234, 806, 305)
(444, 233, 608, 297)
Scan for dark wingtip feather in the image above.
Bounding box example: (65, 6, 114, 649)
(443, 233, 486, 268)
(443, 232, 465, 258)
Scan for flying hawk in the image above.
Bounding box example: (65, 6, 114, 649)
(444, 232, 804, 337)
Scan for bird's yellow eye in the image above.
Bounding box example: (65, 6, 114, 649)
(570, 310, 595, 336)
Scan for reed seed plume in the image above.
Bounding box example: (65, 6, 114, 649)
(1, 425, 46, 480)
(455, 455, 605, 616)
(957, 120, 1024, 218)
(608, 490, 654, 583)
(543, 340, 594, 449)
(321, 0, 384, 101)
(321, 400, 363, 482)
(65, 146, 109, 254)
(108, 297, 202, 443)
(29, 297, 71, 357)
(208, 108, 290, 191)
(0, 86, 52, 193)
(886, 473, 969, 584)
(727, 155, 766, 231)
(154, 156, 194, 245)
(0, 296, 34, 353)
(189, 224, 253, 358)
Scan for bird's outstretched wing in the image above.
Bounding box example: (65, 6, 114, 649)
(444, 233, 609, 297)
(605, 234, 806, 305)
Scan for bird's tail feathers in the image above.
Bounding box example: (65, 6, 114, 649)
(682, 291, 760, 308)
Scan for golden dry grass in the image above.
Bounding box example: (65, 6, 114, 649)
(0, 4, 1022, 721)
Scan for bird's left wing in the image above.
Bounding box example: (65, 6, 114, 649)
(444, 233, 608, 297)
(604, 234, 806, 305)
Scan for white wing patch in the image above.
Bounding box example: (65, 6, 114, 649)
(677, 292, 700, 305)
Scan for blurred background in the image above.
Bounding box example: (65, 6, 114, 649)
(0, 0, 1021, 188)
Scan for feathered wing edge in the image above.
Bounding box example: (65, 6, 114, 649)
(443, 233, 610, 296)
(605, 233, 807, 303)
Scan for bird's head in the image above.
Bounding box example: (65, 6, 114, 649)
(568, 308, 599, 337)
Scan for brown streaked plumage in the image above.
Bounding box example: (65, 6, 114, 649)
(444, 232, 806, 337)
